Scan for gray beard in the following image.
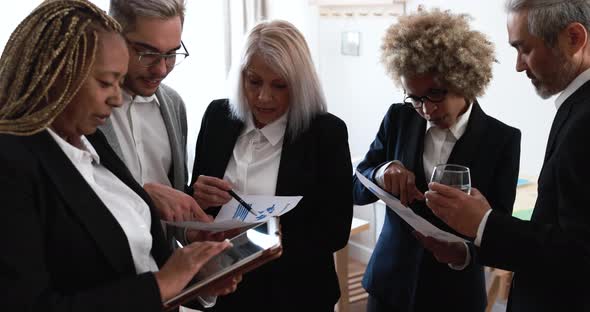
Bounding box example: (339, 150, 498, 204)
(534, 50, 578, 99)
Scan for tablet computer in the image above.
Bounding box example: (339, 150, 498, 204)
(163, 217, 282, 311)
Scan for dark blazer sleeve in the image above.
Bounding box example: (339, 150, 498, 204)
(311, 115, 354, 252)
(480, 112, 590, 275)
(483, 122, 521, 215)
(353, 104, 397, 205)
(0, 136, 163, 312)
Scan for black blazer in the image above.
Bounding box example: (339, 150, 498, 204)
(0, 130, 170, 312)
(353, 102, 521, 312)
(480, 82, 590, 312)
(191, 99, 353, 311)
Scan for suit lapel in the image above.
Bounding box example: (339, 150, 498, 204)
(447, 101, 487, 168)
(544, 93, 578, 162)
(276, 129, 306, 196)
(401, 113, 427, 189)
(26, 132, 135, 274)
(211, 115, 243, 178)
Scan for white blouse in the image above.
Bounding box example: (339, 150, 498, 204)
(223, 113, 288, 195)
(47, 129, 159, 274)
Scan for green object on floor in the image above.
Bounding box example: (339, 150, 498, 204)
(513, 208, 533, 221)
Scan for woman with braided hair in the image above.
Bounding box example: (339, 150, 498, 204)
(0, 1, 239, 311)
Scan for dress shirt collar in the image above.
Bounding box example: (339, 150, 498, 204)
(47, 128, 100, 164)
(425, 101, 473, 140)
(241, 112, 288, 146)
(554, 67, 590, 110)
(122, 89, 160, 107)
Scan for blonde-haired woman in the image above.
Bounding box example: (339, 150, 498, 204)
(190, 20, 353, 311)
(0, 1, 239, 310)
(353, 8, 521, 312)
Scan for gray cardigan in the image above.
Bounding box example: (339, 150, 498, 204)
(99, 83, 189, 191)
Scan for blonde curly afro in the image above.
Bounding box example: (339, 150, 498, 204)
(380, 8, 495, 100)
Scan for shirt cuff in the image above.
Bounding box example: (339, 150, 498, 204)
(448, 242, 471, 270)
(474, 209, 492, 247)
(375, 160, 404, 188)
(197, 295, 217, 308)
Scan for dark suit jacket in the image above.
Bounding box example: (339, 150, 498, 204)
(353, 102, 521, 312)
(479, 82, 590, 312)
(191, 99, 353, 311)
(0, 130, 170, 312)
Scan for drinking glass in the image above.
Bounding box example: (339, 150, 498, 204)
(430, 164, 471, 194)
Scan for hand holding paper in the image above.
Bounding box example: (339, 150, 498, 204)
(167, 194, 302, 233)
(356, 170, 466, 243)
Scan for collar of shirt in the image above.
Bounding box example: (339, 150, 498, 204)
(240, 113, 288, 146)
(554, 67, 590, 110)
(47, 128, 101, 164)
(122, 89, 160, 107)
(425, 101, 473, 140)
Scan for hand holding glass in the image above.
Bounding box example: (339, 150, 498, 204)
(430, 164, 471, 194)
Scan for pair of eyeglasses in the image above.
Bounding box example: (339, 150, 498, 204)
(403, 89, 448, 109)
(127, 39, 190, 68)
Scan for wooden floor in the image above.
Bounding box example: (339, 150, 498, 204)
(347, 259, 368, 312)
(344, 260, 509, 312)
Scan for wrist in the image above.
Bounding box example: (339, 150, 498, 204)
(154, 271, 174, 303)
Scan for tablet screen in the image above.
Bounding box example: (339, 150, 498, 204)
(164, 217, 281, 308)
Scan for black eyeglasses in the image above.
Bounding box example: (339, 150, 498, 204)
(403, 89, 448, 109)
(127, 39, 190, 68)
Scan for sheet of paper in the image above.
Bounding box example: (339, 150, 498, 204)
(167, 194, 302, 233)
(356, 170, 467, 243)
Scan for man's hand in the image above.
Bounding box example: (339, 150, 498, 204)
(425, 183, 491, 238)
(413, 231, 467, 265)
(192, 175, 233, 209)
(382, 162, 425, 206)
(144, 182, 211, 222)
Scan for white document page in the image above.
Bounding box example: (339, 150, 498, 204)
(356, 170, 467, 243)
(167, 194, 302, 232)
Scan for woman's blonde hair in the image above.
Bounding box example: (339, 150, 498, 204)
(0, 0, 121, 135)
(380, 8, 495, 101)
(228, 20, 327, 141)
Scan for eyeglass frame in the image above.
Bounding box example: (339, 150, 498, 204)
(403, 89, 448, 109)
(126, 39, 190, 68)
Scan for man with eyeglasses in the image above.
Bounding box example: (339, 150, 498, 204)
(101, 0, 210, 241)
(352, 9, 521, 312)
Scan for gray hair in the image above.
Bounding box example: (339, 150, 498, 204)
(109, 0, 186, 33)
(228, 20, 327, 141)
(506, 0, 590, 46)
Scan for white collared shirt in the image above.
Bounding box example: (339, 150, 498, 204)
(223, 113, 288, 195)
(47, 129, 159, 274)
(476, 67, 590, 247)
(110, 90, 172, 186)
(376, 103, 473, 185)
(422, 102, 473, 180)
(554, 67, 590, 110)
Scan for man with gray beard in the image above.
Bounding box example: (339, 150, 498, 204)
(425, 1, 590, 311)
